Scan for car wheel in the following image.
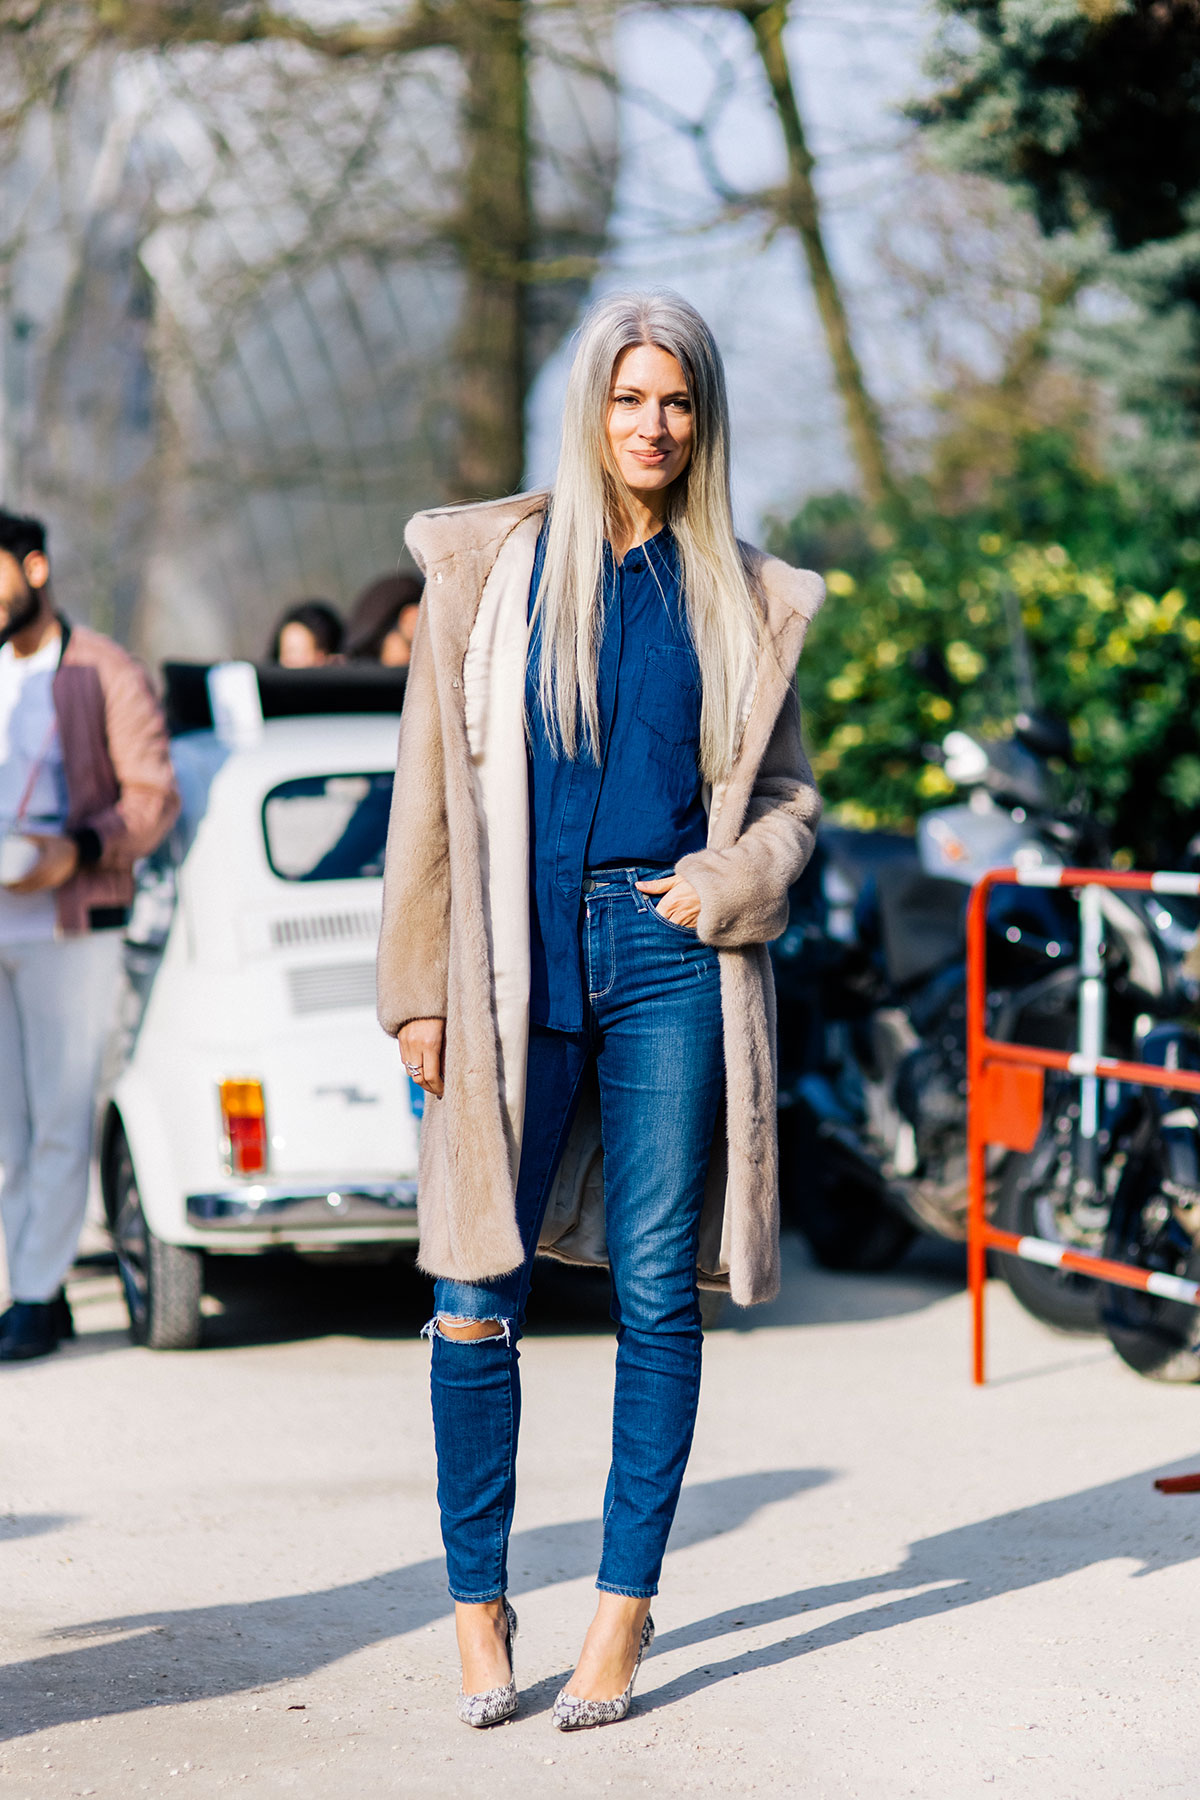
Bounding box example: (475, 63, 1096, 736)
(110, 1123, 204, 1350)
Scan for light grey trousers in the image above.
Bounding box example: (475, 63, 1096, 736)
(0, 932, 123, 1303)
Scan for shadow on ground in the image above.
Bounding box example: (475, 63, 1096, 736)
(0, 1469, 827, 1740)
(0, 1513, 75, 1542)
(6, 1457, 1200, 1740)
(53, 1250, 616, 1358)
(58, 1228, 969, 1359)
(200, 1250, 624, 1346)
(731, 1231, 966, 1333)
(641, 1454, 1200, 1712)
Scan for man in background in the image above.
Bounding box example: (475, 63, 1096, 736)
(0, 510, 179, 1361)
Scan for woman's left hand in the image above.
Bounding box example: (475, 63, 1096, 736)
(636, 873, 701, 930)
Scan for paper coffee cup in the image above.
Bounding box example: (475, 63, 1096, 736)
(0, 834, 41, 886)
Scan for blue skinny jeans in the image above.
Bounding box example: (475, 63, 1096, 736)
(428, 867, 724, 1603)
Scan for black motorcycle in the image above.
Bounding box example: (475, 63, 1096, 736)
(1093, 1019, 1200, 1381)
(773, 715, 1198, 1336)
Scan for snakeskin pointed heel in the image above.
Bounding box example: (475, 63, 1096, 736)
(552, 1613, 654, 1731)
(456, 1598, 519, 1728)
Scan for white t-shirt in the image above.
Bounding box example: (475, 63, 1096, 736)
(0, 631, 67, 943)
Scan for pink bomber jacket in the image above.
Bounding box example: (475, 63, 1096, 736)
(48, 618, 180, 934)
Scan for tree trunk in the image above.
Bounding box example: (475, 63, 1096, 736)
(449, 0, 531, 500)
(740, 0, 895, 508)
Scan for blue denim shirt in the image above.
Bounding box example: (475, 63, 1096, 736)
(526, 526, 707, 1031)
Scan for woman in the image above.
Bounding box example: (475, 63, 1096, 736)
(344, 572, 424, 665)
(268, 599, 343, 667)
(377, 291, 823, 1730)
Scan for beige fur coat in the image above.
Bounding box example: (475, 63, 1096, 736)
(377, 491, 824, 1306)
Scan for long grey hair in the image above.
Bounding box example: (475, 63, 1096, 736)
(533, 290, 762, 782)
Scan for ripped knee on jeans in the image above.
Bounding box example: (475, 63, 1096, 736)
(422, 1313, 512, 1345)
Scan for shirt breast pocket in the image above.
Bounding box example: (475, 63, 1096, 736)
(634, 644, 700, 761)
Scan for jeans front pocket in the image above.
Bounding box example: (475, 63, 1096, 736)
(644, 896, 699, 938)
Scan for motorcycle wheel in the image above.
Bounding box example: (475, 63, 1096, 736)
(992, 1109, 1104, 1335)
(1102, 1172, 1200, 1383)
(789, 1166, 916, 1273)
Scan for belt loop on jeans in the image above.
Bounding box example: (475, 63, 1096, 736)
(582, 865, 670, 896)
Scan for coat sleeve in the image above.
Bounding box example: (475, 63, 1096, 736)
(89, 654, 180, 866)
(675, 683, 822, 948)
(376, 599, 452, 1036)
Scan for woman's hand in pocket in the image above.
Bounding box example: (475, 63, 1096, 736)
(636, 873, 701, 930)
(398, 1018, 446, 1097)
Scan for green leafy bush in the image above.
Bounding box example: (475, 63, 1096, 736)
(769, 441, 1200, 862)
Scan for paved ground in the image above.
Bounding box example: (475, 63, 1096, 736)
(3, 1232, 1200, 1800)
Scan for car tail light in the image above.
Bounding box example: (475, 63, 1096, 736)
(219, 1079, 268, 1176)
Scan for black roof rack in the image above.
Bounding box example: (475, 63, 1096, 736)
(163, 662, 407, 736)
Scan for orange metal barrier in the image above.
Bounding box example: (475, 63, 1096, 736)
(967, 866, 1200, 1384)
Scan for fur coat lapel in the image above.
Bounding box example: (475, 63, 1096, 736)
(379, 491, 824, 1305)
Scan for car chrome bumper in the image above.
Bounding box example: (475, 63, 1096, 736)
(186, 1180, 418, 1230)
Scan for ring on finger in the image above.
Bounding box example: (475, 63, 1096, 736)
(405, 1061, 422, 1076)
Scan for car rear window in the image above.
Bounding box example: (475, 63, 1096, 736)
(262, 772, 393, 881)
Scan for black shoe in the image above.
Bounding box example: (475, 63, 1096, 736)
(0, 1301, 60, 1362)
(0, 1292, 74, 1345)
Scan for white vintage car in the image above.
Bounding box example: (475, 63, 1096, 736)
(100, 663, 419, 1348)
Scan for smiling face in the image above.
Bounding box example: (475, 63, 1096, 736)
(605, 342, 694, 510)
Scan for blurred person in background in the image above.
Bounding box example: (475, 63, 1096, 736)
(268, 599, 344, 667)
(0, 509, 179, 1361)
(378, 292, 823, 1731)
(344, 572, 423, 666)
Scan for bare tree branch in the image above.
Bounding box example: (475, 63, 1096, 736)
(63, 0, 456, 58)
(736, 0, 895, 506)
